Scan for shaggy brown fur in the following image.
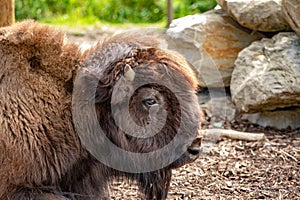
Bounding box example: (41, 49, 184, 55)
(0, 20, 201, 200)
(0, 20, 83, 199)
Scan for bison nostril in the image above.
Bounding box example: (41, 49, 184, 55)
(187, 136, 202, 156)
(187, 147, 200, 155)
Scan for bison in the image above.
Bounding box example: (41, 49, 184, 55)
(0, 20, 202, 199)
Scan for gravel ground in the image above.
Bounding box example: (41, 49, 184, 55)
(108, 120, 300, 200)
(64, 26, 300, 199)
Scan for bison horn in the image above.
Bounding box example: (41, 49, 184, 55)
(124, 64, 135, 81)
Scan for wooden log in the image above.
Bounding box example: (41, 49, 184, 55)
(0, 0, 15, 27)
(199, 129, 265, 141)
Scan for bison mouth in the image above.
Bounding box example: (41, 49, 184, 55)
(169, 136, 202, 169)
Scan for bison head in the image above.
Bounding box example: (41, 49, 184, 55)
(72, 33, 202, 173)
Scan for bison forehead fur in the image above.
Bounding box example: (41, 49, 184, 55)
(77, 36, 200, 152)
(0, 20, 202, 200)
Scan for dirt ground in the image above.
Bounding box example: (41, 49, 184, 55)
(110, 120, 300, 200)
(64, 26, 300, 200)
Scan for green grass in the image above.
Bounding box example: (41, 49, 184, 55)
(41, 13, 165, 28)
(16, 0, 217, 26)
(41, 14, 100, 26)
(42, 15, 166, 36)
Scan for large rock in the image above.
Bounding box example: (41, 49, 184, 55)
(231, 32, 300, 113)
(207, 96, 237, 122)
(217, 0, 291, 32)
(166, 9, 264, 87)
(242, 109, 300, 129)
(282, 0, 300, 38)
(198, 88, 236, 121)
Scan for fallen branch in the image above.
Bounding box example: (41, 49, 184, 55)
(199, 129, 265, 141)
(279, 149, 298, 162)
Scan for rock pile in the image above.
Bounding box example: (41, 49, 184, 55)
(166, 0, 300, 129)
(166, 9, 265, 88)
(282, 0, 300, 37)
(217, 0, 291, 32)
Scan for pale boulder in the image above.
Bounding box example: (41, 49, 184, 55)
(217, 0, 291, 32)
(198, 88, 236, 121)
(166, 9, 264, 87)
(242, 109, 300, 129)
(231, 32, 300, 113)
(282, 0, 300, 37)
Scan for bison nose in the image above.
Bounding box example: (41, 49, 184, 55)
(187, 146, 200, 155)
(187, 137, 202, 156)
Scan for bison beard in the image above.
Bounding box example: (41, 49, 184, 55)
(0, 21, 202, 199)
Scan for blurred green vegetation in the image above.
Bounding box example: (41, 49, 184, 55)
(16, 0, 217, 25)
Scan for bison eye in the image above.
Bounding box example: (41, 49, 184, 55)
(142, 98, 158, 107)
